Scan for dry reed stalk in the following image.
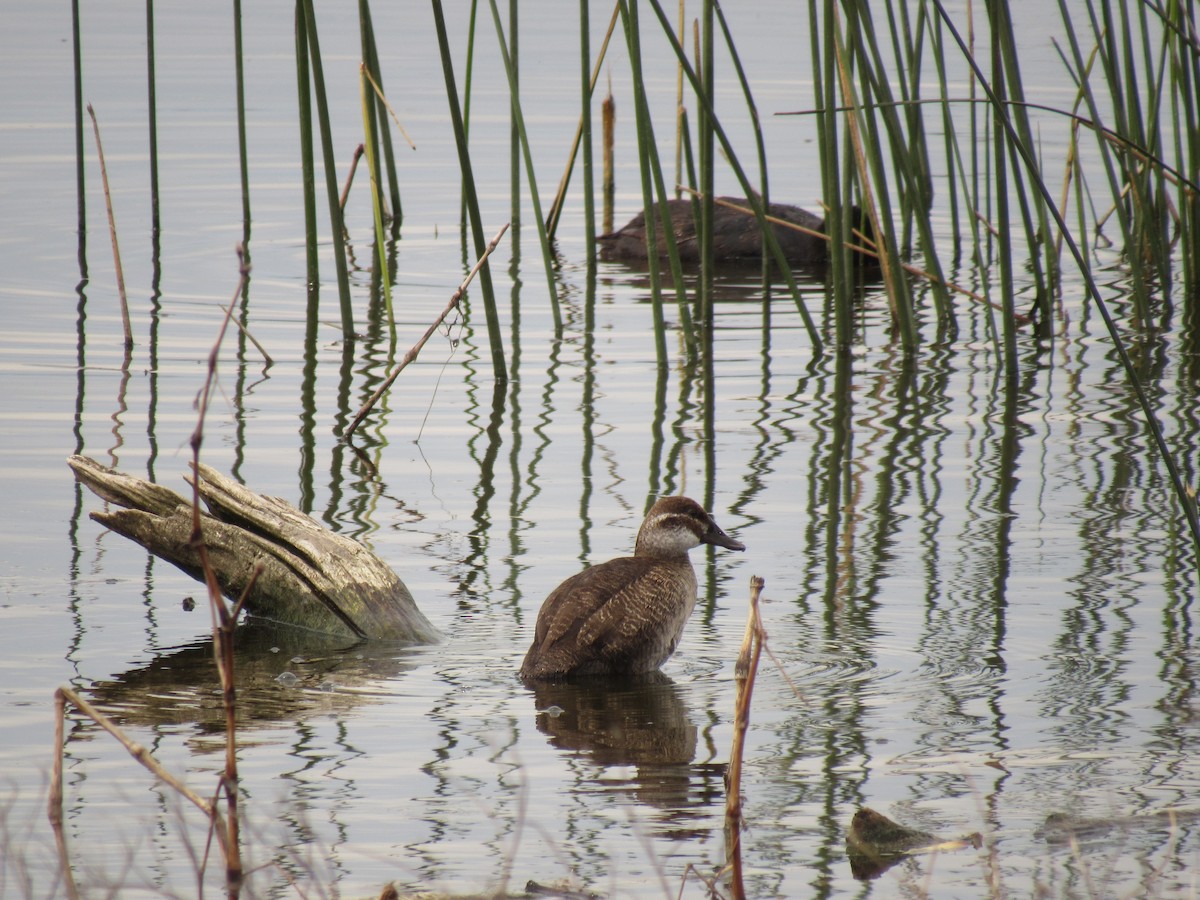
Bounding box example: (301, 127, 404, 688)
(724, 575, 765, 900)
(189, 247, 254, 888)
(343, 221, 510, 439)
(86, 104, 132, 350)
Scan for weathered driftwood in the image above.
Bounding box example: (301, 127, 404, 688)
(68, 455, 440, 643)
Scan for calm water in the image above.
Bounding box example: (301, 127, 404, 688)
(2, 2, 1198, 898)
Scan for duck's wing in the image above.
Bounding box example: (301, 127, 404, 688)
(523, 557, 694, 677)
(533, 558, 653, 647)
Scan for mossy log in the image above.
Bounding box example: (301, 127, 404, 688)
(68, 455, 440, 644)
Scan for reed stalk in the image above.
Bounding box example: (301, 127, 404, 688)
(359, 0, 402, 226)
(145, 0, 160, 238)
(602, 89, 615, 235)
(360, 64, 394, 332)
(644, 0, 822, 352)
(724, 575, 765, 900)
(579, 0, 596, 257)
(431, 0, 506, 382)
(616, 0, 670, 367)
(545, 2, 619, 242)
(72, 0, 85, 249)
(487, 0, 562, 329)
(697, 0, 715, 326)
(930, 0, 1200, 558)
(232, 0, 251, 248)
(295, 2, 319, 294)
(299, 0, 354, 333)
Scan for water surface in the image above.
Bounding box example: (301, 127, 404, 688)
(1, 2, 1197, 898)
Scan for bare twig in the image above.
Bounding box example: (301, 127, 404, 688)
(49, 686, 234, 855)
(343, 221, 510, 439)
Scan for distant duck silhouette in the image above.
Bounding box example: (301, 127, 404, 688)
(520, 496, 745, 681)
(597, 196, 858, 265)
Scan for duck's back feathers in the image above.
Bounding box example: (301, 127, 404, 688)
(520, 556, 698, 680)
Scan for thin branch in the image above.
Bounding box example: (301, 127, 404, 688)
(343, 222, 510, 439)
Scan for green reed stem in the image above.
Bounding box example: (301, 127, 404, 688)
(829, 0, 916, 350)
(146, 0, 160, 238)
(487, 0, 562, 329)
(931, 0, 1200, 558)
(299, 0, 354, 333)
(431, 0, 506, 381)
(645, 0, 821, 353)
(714, 3, 764, 200)
(616, 0, 668, 367)
(360, 0, 402, 227)
(546, 2, 619, 242)
(579, 0, 596, 257)
(360, 65, 393, 333)
(295, 2, 318, 295)
(698, 0, 714, 327)
(72, 0, 85, 248)
(232, 0, 250, 250)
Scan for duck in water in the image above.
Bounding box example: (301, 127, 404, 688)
(520, 496, 745, 681)
(597, 196, 854, 265)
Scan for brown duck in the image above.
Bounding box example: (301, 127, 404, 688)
(520, 496, 745, 681)
(597, 196, 836, 264)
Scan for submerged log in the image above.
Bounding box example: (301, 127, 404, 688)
(68, 455, 440, 644)
(846, 807, 982, 880)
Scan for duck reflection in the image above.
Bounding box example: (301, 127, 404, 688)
(84, 621, 423, 739)
(529, 672, 716, 812)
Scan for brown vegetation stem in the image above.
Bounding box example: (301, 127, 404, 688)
(47, 690, 80, 900)
(343, 221, 510, 439)
(339, 143, 365, 212)
(189, 247, 252, 889)
(86, 104, 132, 351)
(724, 575, 765, 900)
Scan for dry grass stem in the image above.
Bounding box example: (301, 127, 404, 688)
(362, 65, 416, 151)
(724, 575, 765, 900)
(220, 300, 273, 367)
(86, 103, 132, 351)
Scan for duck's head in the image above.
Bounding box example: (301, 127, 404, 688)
(634, 496, 746, 557)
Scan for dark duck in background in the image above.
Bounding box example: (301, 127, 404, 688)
(597, 196, 864, 265)
(520, 496, 745, 681)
